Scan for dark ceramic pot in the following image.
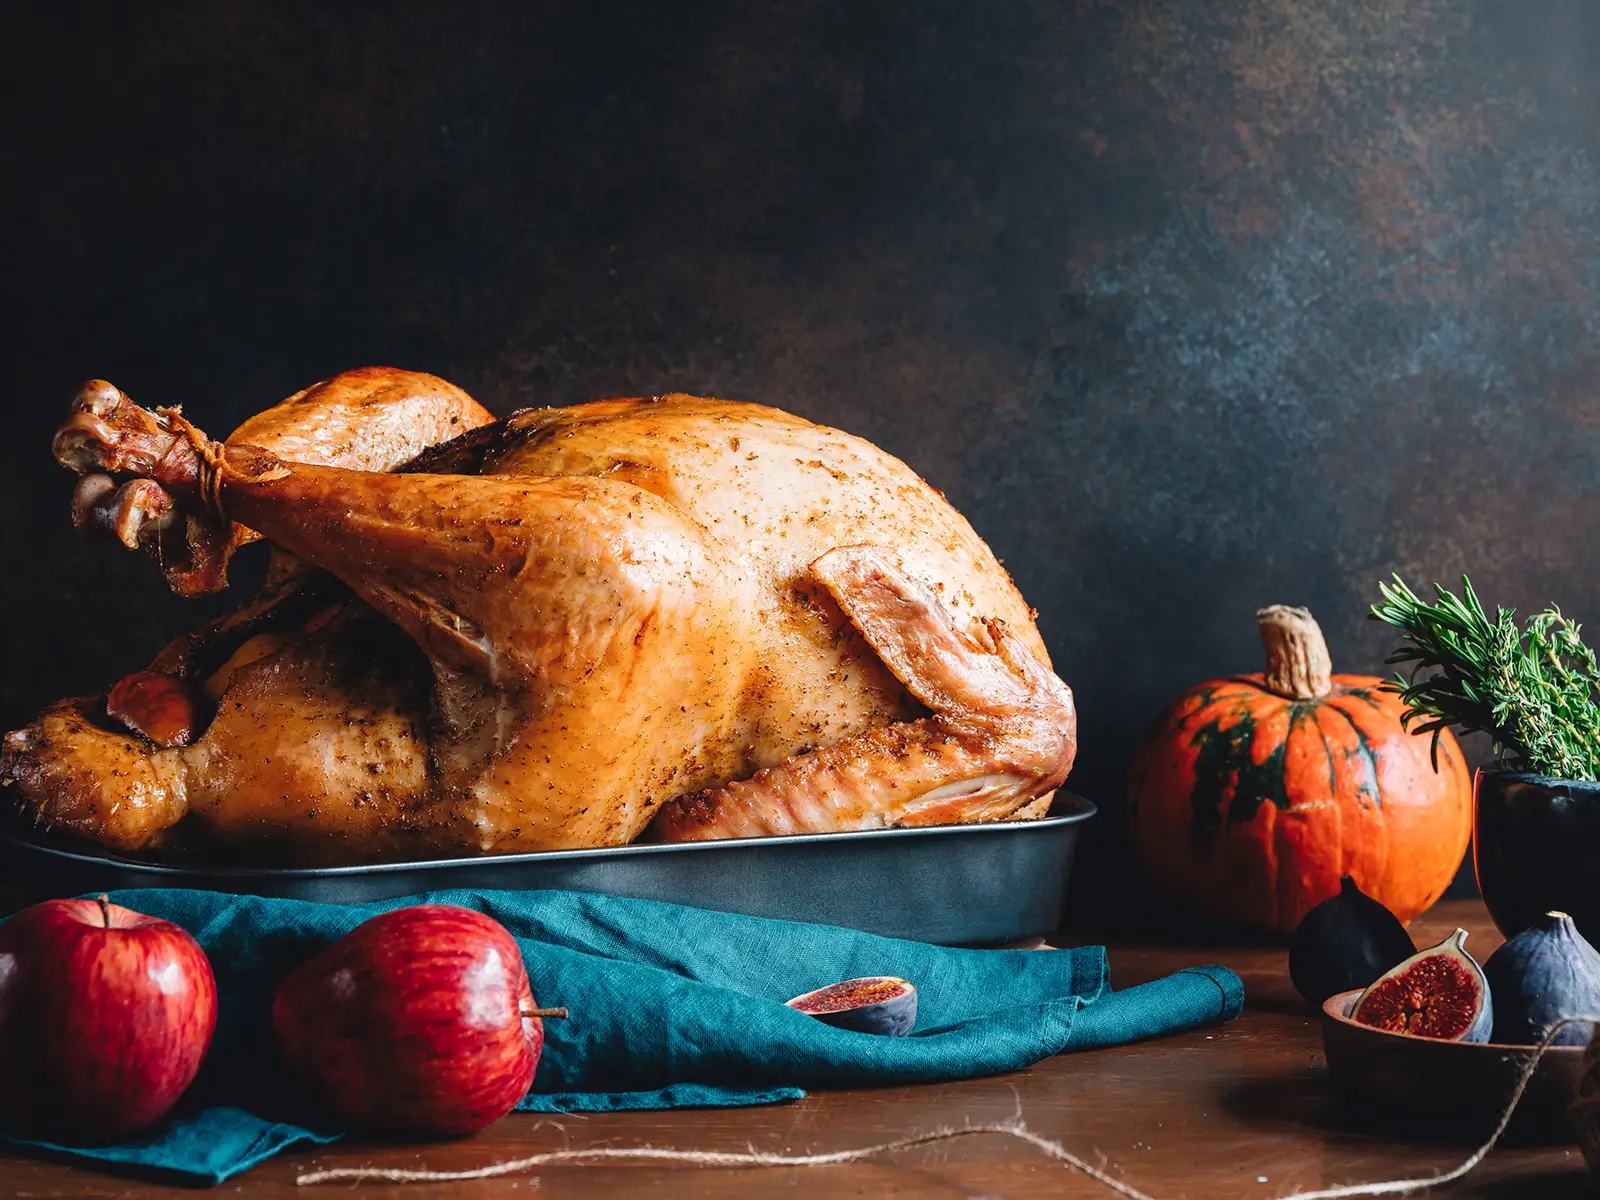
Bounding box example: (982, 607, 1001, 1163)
(1474, 767, 1600, 941)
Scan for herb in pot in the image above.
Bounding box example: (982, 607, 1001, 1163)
(1370, 575, 1600, 781)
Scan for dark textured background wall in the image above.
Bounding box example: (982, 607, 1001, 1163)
(5, 1, 1598, 906)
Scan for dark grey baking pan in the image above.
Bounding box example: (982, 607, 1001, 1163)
(2, 793, 1094, 946)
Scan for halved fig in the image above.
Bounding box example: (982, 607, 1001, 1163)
(785, 976, 917, 1036)
(1351, 927, 1493, 1042)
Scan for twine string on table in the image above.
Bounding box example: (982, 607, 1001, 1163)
(297, 1017, 1600, 1197)
(296, 1118, 1155, 1197)
(1273, 1014, 1597, 1199)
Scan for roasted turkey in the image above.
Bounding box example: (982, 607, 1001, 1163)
(2, 369, 1076, 862)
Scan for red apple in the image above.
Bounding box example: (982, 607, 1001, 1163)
(272, 905, 563, 1137)
(0, 896, 218, 1142)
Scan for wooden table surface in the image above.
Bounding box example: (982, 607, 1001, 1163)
(0, 898, 1589, 1199)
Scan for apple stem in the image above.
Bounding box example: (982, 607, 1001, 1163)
(522, 1005, 569, 1020)
(96, 894, 111, 928)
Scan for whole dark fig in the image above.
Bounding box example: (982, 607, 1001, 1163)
(1289, 876, 1415, 1005)
(1483, 911, 1600, 1047)
(786, 977, 917, 1036)
(1352, 928, 1493, 1042)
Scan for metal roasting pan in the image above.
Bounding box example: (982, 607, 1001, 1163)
(1, 793, 1095, 946)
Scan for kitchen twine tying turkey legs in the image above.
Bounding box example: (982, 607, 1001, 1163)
(296, 1015, 1600, 1195)
(155, 406, 288, 526)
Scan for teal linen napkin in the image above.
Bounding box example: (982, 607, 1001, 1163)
(2, 888, 1242, 1183)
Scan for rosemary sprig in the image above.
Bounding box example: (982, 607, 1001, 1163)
(1369, 575, 1600, 781)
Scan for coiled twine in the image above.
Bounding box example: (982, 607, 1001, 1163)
(1572, 1021, 1600, 1174)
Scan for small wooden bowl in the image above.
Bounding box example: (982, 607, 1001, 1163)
(1321, 990, 1585, 1144)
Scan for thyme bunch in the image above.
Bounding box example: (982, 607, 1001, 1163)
(1370, 575, 1600, 781)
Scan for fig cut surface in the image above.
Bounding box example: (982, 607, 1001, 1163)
(1352, 928, 1493, 1043)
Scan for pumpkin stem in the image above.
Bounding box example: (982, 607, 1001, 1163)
(1257, 605, 1333, 700)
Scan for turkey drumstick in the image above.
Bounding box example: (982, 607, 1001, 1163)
(55, 369, 493, 595)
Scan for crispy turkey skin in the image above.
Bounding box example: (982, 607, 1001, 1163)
(3, 369, 1076, 862)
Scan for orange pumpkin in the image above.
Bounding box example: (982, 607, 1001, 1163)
(1127, 605, 1471, 933)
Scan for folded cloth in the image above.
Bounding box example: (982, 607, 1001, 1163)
(2, 888, 1243, 1183)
